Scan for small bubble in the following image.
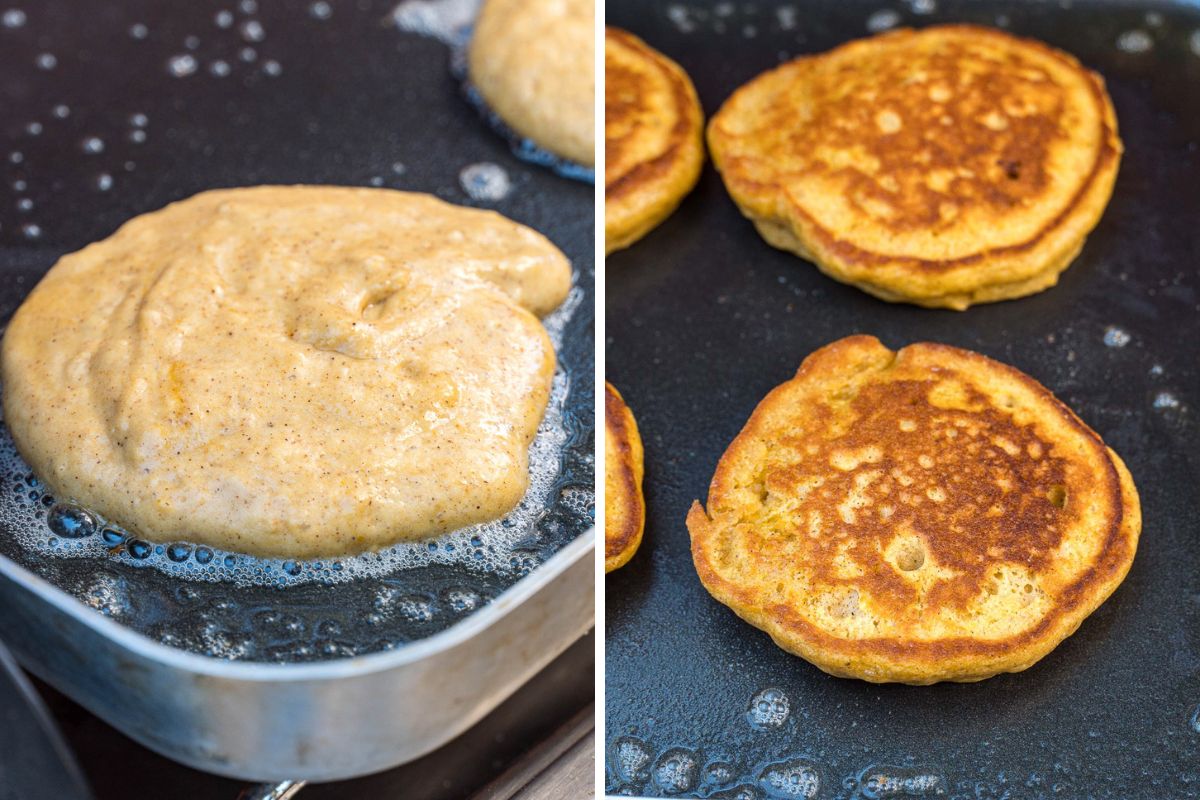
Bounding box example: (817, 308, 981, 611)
(309, 1, 332, 20)
(195, 546, 214, 565)
(239, 0, 258, 13)
(909, 0, 936, 15)
(1154, 392, 1180, 410)
(757, 759, 820, 799)
(1150, 364, 1164, 377)
(47, 504, 97, 538)
(611, 737, 654, 784)
(80, 136, 104, 154)
(1145, 11, 1163, 27)
(209, 59, 231, 77)
(129, 129, 147, 144)
(654, 747, 700, 794)
(215, 9, 234, 28)
(35, 52, 56, 70)
(129, 22, 148, 39)
(240, 46, 257, 62)
(130, 113, 149, 127)
(2, 8, 26, 28)
(52, 103, 69, 118)
(11, 179, 26, 191)
(282, 560, 302, 576)
(166, 543, 192, 562)
(459, 162, 512, 201)
(747, 687, 791, 729)
(369, 175, 384, 187)
(240, 19, 265, 42)
(391, 161, 407, 174)
(1191, 30, 1200, 58)
(262, 59, 282, 76)
(25, 121, 41, 135)
(223, 554, 238, 568)
(21, 223, 41, 239)
(167, 53, 198, 77)
(16, 197, 32, 212)
(1117, 29, 1153, 54)
(184, 35, 201, 50)
(100, 528, 125, 546)
(1103, 326, 1131, 347)
(867, 9, 901, 32)
(126, 539, 152, 559)
(9, 150, 23, 164)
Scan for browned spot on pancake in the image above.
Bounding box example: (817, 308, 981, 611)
(764, 379, 1069, 615)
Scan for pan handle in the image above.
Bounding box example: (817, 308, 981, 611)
(237, 780, 307, 800)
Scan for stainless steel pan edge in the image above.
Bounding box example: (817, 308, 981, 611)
(0, 529, 595, 783)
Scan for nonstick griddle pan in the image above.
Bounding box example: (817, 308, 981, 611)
(0, 0, 594, 783)
(605, 1, 1200, 797)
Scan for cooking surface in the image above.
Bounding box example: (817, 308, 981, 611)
(605, 1, 1200, 797)
(0, 0, 594, 661)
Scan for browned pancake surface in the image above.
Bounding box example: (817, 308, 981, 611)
(605, 381, 645, 572)
(708, 25, 1122, 308)
(605, 27, 704, 254)
(688, 336, 1140, 683)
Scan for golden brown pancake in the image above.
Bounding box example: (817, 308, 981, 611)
(688, 335, 1140, 684)
(605, 27, 705, 254)
(605, 382, 645, 572)
(2, 187, 570, 558)
(707, 25, 1123, 309)
(469, 0, 595, 167)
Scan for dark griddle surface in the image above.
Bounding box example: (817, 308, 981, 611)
(0, 0, 593, 662)
(605, 1, 1200, 797)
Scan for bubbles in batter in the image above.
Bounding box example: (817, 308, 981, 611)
(392, 0, 480, 45)
(0, 290, 584, 588)
(1102, 326, 1131, 347)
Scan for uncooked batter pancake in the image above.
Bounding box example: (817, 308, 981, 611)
(707, 25, 1122, 309)
(605, 27, 705, 254)
(469, 0, 596, 167)
(1, 186, 572, 558)
(604, 381, 644, 572)
(688, 336, 1140, 683)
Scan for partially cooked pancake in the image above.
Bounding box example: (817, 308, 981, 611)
(605, 27, 705, 254)
(707, 25, 1123, 309)
(688, 336, 1140, 683)
(605, 382, 645, 572)
(469, 0, 595, 166)
(2, 186, 571, 558)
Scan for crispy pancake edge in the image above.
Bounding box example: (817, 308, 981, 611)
(688, 335, 1141, 683)
(605, 27, 706, 255)
(707, 25, 1123, 309)
(605, 381, 646, 572)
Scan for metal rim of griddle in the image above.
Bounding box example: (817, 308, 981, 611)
(0, 528, 594, 681)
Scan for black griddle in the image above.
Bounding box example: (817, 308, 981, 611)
(0, 0, 594, 662)
(605, 1, 1200, 797)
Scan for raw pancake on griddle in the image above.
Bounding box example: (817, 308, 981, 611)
(688, 335, 1140, 683)
(469, 0, 595, 167)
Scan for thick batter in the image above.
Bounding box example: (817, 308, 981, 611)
(1, 186, 572, 558)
